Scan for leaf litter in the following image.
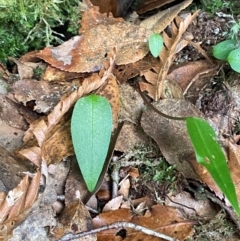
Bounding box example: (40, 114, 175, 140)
(1, 0, 240, 240)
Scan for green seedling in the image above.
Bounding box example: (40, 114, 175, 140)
(213, 39, 240, 73)
(148, 33, 164, 58)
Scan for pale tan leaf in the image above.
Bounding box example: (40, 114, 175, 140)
(19, 147, 42, 167)
(32, 119, 48, 147)
(118, 178, 130, 198)
(24, 170, 41, 210)
(102, 196, 124, 212)
(140, 0, 193, 32)
(0, 192, 6, 206)
(0, 176, 28, 224)
(6, 176, 29, 222)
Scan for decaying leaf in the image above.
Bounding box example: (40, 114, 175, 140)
(141, 99, 203, 179)
(228, 141, 240, 203)
(36, 5, 151, 73)
(0, 146, 29, 191)
(53, 200, 97, 240)
(96, 74, 120, 129)
(136, 0, 176, 14)
(93, 204, 193, 241)
(0, 175, 29, 224)
(90, 0, 118, 17)
(11, 79, 73, 114)
(155, 11, 199, 99)
(140, 0, 193, 32)
(113, 55, 159, 83)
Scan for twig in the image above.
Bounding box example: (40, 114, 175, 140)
(57, 221, 179, 241)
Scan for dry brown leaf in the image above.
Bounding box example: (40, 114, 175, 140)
(136, 0, 176, 14)
(165, 191, 217, 219)
(93, 204, 193, 241)
(8, 57, 36, 80)
(228, 141, 240, 203)
(113, 55, 159, 84)
(24, 170, 41, 210)
(188, 155, 223, 200)
(154, 11, 199, 99)
(0, 121, 25, 153)
(53, 200, 96, 240)
(0, 175, 29, 224)
(96, 74, 120, 129)
(141, 99, 203, 179)
(118, 179, 130, 198)
(36, 5, 150, 73)
(90, 0, 118, 17)
(6, 175, 29, 223)
(140, 0, 193, 32)
(0, 146, 29, 191)
(0, 95, 28, 130)
(11, 79, 73, 114)
(65, 159, 90, 204)
(168, 60, 218, 91)
(103, 196, 124, 212)
(42, 65, 84, 82)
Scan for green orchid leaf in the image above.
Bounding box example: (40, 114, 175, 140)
(227, 48, 240, 73)
(71, 94, 112, 192)
(213, 39, 238, 60)
(186, 117, 240, 216)
(149, 33, 164, 58)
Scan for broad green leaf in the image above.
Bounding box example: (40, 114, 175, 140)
(71, 94, 112, 192)
(149, 33, 164, 58)
(186, 117, 240, 216)
(212, 39, 238, 60)
(227, 48, 240, 73)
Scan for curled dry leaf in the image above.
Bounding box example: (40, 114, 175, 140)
(145, 11, 199, 99)
(24, 170, 41, 210)
(0, 175, 29, 224)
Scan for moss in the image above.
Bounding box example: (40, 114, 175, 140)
(0, 0, 81, 63)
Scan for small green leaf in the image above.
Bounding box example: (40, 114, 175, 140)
(186, 117, 240, 216)
(227, 48, 240, 73)
(148, 33, 164, 58)
(71, 94, 112, 192)
(213, 40, 239, 60)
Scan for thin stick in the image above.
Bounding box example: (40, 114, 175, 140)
(57, 221, 180, 241)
